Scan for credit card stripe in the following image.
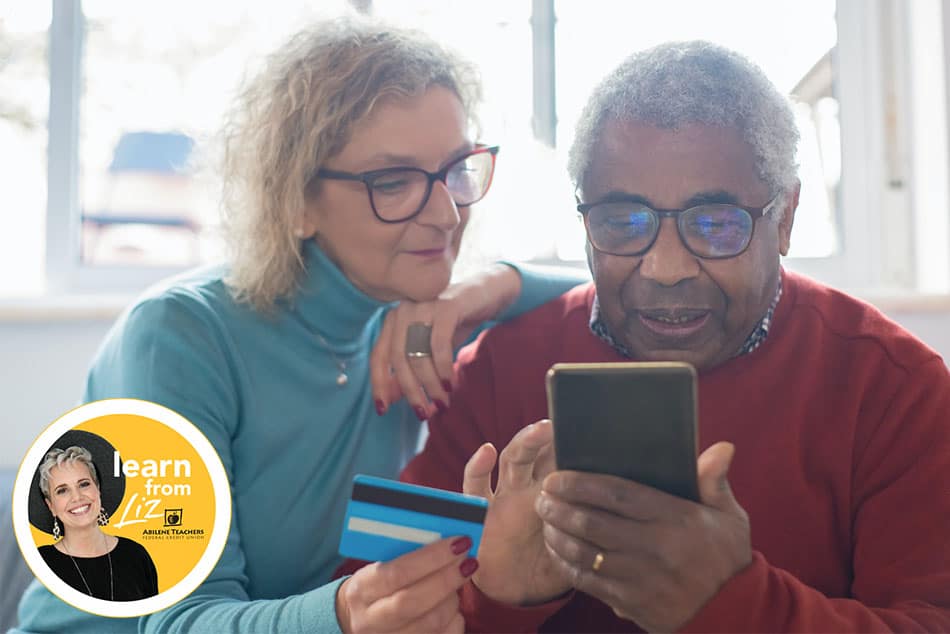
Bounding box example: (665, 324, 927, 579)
(352, 483, 488, 523)
(347, 517, 441, 545)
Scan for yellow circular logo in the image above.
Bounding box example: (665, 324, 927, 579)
(13, 399, 231, 618)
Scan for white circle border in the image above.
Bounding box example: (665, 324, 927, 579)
(12, 398, 232, 618)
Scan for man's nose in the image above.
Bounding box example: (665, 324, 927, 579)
(639, 218, 701, 286)
(415, 180, 461, 230)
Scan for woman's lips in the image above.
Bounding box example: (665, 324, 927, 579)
(407, 248, 448, 258)
(68, 504, 91, 516)
(638, 311, 711, 338)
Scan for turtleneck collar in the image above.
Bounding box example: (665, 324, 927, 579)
(291, 239, 393, 348)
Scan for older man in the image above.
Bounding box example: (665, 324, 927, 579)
(400, 41, 950, 632)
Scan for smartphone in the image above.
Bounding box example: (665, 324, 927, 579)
(546, 362, 700, 502)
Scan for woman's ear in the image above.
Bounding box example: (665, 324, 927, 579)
(297, 201, 320, 239)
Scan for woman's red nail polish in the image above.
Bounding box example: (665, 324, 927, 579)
(459, 558, 479, 577)
(374, 400, 386, 416)
(442, 380, 453, 394)
(451, 536, 472, 555)
(414, 406, 427, 421)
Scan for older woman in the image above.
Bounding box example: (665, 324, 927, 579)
(15, 16, 584, 634)
(37, 447, 158, 602)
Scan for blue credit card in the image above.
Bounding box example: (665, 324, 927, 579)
(338, 474, 488, 562)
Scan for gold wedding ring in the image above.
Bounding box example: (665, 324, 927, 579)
(592, 551, 605, 572)
(405, 322, 433, 358)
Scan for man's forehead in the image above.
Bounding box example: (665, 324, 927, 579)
(584, 118, 767, 202)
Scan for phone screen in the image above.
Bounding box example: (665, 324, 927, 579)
(546, 362, 700, 502)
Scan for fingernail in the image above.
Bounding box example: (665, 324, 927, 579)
(535, 492, 549, 516)
(414, 406, 427, 421)
(374, 400, 386, 416)
(434, 399, 447, 413)
(459, 558, 479, 577)
(450, 536, 472, 555)
(442, 380, 453, 394)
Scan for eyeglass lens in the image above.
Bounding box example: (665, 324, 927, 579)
(370, 151, 494, 221)
(587, 203, 754, 257)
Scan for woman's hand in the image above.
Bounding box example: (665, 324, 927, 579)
(336, 536, 478, 634)
(370, 264, 521, 419)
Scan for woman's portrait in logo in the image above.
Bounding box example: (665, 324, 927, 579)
(28, 429, 159, 602)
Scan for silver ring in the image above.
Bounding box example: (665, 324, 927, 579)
(405, 322, 433, 358)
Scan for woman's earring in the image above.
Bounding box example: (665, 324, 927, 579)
(52, 517, 61, 540)
(97, 508, 110, 526)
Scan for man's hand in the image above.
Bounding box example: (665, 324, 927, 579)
(536, 442, 751, 631)
(462, 421, 574, 605)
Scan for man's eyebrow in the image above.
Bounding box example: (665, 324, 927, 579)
(683, 190, 741, 207)
(588, 189, 743, 208)
(595, 191, 653, 205)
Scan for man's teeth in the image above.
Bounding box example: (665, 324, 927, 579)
(651, 315, 698, 324)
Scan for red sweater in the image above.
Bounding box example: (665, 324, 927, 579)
(400, 269, 950, 632)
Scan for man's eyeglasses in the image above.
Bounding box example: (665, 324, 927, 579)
(576, 193, 782, 259)
(315, 145, 499, 223)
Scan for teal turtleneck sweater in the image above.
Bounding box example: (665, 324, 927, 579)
(14, 241, 586, 633)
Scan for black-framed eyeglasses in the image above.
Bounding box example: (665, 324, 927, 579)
(576, 193, 782, 259)
(315, 145, 499, 223)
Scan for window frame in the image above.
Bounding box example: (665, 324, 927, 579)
(43, 0, 950, 297)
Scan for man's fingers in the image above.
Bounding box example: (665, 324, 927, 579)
(498, 420, 555, 490)
(535, 491, 631, 553)
(697, 441, 738, 512)
(463, 442, 497, 499)
(542, 471, 681, 522)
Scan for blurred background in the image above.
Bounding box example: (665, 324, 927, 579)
(1, 0, 949, 470)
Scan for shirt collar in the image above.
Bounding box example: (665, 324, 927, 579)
(589, 276, 783, 359)
(290, 239, 393, 347)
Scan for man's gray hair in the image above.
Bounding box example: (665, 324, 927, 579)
(38, 446, 99, 499)
(568, 40, 800, 195)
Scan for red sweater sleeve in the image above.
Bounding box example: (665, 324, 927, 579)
(682, 358, 950, 633)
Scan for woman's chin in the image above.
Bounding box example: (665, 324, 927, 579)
(402, 275, 452, 302)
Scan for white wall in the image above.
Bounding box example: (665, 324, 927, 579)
(2, 307, 948, 469)
(1, 318, 113, 469)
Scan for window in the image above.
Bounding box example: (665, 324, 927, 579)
(4, 0, 949, 298)
(0, 4, 49, 296)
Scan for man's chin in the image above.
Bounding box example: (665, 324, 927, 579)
(623, 341, 727, 371)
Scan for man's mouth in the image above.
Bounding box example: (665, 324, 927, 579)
(638, 310, 711, 338)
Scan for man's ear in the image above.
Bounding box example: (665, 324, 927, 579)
(778, 180, 800, 256)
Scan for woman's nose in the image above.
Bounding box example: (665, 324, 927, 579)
(415, 180, 461, 230)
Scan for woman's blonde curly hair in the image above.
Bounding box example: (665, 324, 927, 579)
(221, 17, 481, 312)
